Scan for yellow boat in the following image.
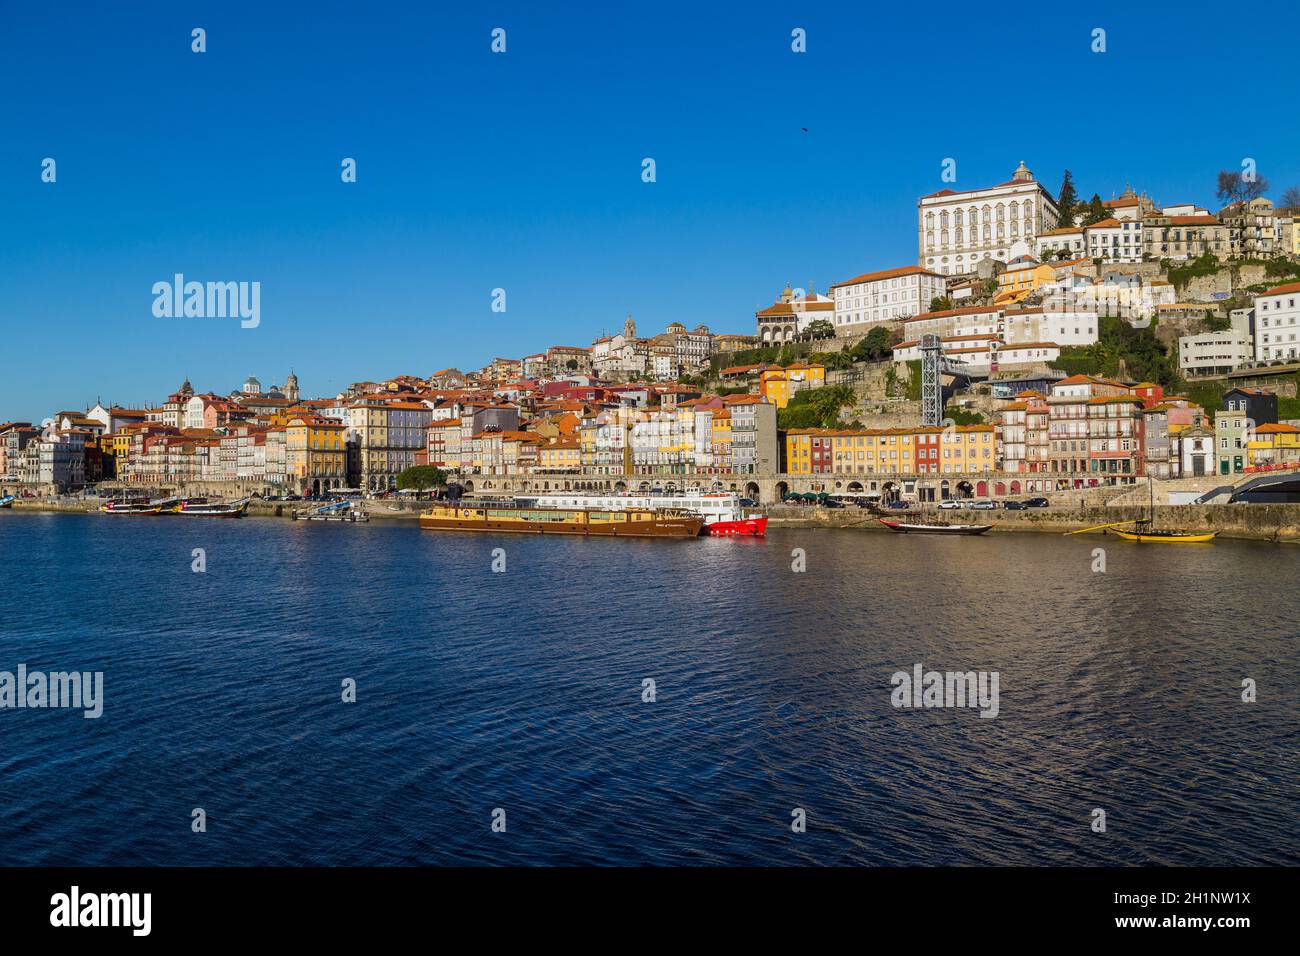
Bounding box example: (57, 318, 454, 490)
(1065, 477, 1216, 543)
(1110, 523, 1217, 543)
(419, 502, 703, 538)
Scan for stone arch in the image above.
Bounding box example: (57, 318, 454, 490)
(1010, 480, 1021, 494)
(744, 482, 759, 500)
(957, 480, 973, 498)
(614, 481, 627, 492)
(994, 481, 1005, 496)
(847, 481, 864, 492)
(775, 480, 790, 499)
(976, 480, 988, 497)
(462, 480, 474, 493)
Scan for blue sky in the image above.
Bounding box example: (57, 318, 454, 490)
(2, 0, 1298, 421)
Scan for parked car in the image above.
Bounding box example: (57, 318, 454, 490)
(887, 500, 912, 510)
(739, 498, 756, 508)
(969, 500, 998, 510)
(821, 498, 845, 508)
(1022, 497, 1049, 508)
(1002, 499, 1026, 510)
(854, 498, 874, 508)
(938, 500, 963, 510)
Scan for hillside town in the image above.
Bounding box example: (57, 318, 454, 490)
(5, 161, 1300, 505)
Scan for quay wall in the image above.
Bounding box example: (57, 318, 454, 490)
(766, 503, 1300, 542)
(9, 498, 1300, 541)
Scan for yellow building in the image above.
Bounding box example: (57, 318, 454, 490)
(759, 362, 826, 409)
(940, 424, 996, 474)
(997, 259, 1056, 296)
(537, 438, 581, 472)
(285, 416, 347, 493)
(1246, 422, 1300, 466)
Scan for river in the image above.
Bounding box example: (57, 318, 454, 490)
(0, 512, 1295, 865)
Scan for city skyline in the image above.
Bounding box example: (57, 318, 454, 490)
(4, 0, 1300, 422)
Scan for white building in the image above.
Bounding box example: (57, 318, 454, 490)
(1043, 272, 1174, 324)
(1035, 227, 1085, 261)
(1179, 330, 1253, 377)
(830, 266, 946, 331)
(1084, 218, 1143, 263)
(1254, 280, 1300, 363)
(900, 303, 1098, 350)
(917, 160, 1061, 276)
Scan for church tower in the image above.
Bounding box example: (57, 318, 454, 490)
(623, 313, 636, 339)
(284, 371, 300, 403)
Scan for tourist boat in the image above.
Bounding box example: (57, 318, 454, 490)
(294, 500, 369, 522)
(100, 499, 163, 515)
(176, 497, 249, 518)
(421, 502, 704, 538)
(513, 491, 766, 536)
(0, 495, 14, 509)
(878, 518, 993, 535)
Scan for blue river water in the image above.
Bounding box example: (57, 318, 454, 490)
(0, 511, 1296, 865)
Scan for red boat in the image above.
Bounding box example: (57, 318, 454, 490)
(705, 515, 768, 536)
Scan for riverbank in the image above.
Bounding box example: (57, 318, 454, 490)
(766, 503, 1300, 542)
(8, 498, 1300, 541)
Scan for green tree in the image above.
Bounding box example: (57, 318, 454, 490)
(929, 295, 953, 312)
(396, 465, 447, 491)
(803, 318, 835, 340)
(848, 324, 895, 363)
(1057, 170, 1078, 226)
(1080, 193, 1109, 226)
(777, 383, 856, 429)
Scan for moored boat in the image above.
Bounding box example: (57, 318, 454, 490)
(1109, 522, 1217, 543)
(879, 518, 993, 535)
(100, 500, 163, 515)
(513, 491, 765, 536)
(177, 498, 248, 518)
(0, 495, 15, 509)
(421, 502, 703, 538)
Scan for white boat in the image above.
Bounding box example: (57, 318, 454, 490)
(512, 491, 767, 536)
(0, 495, 15, 509)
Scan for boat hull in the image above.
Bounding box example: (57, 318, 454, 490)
(879, 519, 993, 535)
(1111, 529, 1217, 543)
(100, 505, 162, 515)
(705, 516, 767, 536)
(420, 508, 702, 538)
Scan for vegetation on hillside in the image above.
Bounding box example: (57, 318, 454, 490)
(776, 384, 857, 430)
(1049, 315, 1180, 387)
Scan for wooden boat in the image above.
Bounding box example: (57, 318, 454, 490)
(0, 495, 15, 509)
(176, 498, 248, 517)
(1064, 477, 1215, 543)
(879, 518, 993, 535)
(1109, 521, 1217, 543)
(420, 502, 704, 538)
(100, 500, 163, 515)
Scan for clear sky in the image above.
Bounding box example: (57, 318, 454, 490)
(2, 0, 1298, 422)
